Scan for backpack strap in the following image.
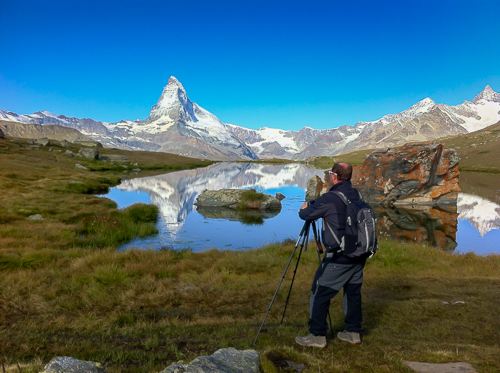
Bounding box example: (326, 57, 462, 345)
(331, 190, 350, 205)
(331, 189, 364, 204)
(323, 190, 350, 252)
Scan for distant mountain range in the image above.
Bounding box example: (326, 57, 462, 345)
(1, 77, 500, 160)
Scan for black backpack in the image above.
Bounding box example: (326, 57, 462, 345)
(325, 190, 378, 259)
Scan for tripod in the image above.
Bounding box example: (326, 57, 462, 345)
(253, 219, 334, 345)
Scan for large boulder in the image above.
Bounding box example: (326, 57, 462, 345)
(195, 189, 282, 210)
(34, 137, 51, 146)
(352, 143, 460, 205)
(39, 356, 106, 373)
(79, 148, 99, 160)
(160, 347, 260, 373)
(307, 143, 460, 206)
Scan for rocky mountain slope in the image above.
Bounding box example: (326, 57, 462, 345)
(2, 79, 499, 160)
(0, 120, 94, 143)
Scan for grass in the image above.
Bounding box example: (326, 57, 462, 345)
(0, 240, 499, 373)
(306, 149, 373, 169)
(438, 120, 500, 173)
(241, 189, 266, 202)
(1, 135, 500, 372)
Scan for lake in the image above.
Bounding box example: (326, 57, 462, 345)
(102, 163, 500, 255)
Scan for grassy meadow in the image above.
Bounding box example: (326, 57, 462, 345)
(1, 135, 500, 373)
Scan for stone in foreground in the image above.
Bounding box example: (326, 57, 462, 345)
(405, 361, 477, 373)
(40, 356, 107, 373)
(161, 348, 260, 373)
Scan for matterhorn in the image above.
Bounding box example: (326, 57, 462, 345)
(104, 77, 258, 160)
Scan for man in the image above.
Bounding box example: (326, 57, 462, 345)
(295, 162, 366, 348)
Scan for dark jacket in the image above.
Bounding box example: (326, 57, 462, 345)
(299, 180, 364, 264)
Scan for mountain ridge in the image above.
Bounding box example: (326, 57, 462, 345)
(1, 79, 499, 160)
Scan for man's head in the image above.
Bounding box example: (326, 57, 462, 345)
(329, 162, 353, 185)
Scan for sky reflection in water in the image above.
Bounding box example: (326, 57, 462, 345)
(101, 163, 500, 255)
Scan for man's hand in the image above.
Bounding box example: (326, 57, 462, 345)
(300, 202, 309, 210)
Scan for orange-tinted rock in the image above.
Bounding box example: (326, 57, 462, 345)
(350, 142, 460, 205)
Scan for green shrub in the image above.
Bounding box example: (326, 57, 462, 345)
(241, 189, 265, 202)
(124, 203, 159, 223)
(75, 204, 159, 248)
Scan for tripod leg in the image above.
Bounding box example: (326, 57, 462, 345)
(312, 220, 335, 338)
(253, 221, 310, 345)
(280, 222, 310, 324)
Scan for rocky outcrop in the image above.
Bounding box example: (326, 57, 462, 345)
(352, 143, 460, 205)
(0, 127, 4, 138)
(195, 189, 282, 210)
(160, 347, 260, 373)
(307, 143, 460, 206)
(0, 120, 94, 143)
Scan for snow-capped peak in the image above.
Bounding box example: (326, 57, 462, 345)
(408, 97, 436, 113)
(472, 85, 500, 104)
(148, 76, 195, 122)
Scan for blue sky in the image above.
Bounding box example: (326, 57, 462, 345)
(1, 0, 499, 131)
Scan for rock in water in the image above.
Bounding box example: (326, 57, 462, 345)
(195, 189, 281, 210)
(305, 175, 324, 202)
(351, 142, 460, 205)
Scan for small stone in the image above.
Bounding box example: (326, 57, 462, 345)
(40, 356, 107, 373)
(27, 214, 43, 220)
(405, 361, 477, 373)
(75, 164, 88, 170)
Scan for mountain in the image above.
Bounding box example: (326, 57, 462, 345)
(0, 120, 94, 143)
(0, 77, 258, 161)
(103, 77, 258, 160)
(2, 80, 500, 160)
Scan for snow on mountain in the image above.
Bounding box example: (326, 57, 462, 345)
(1, 82, 499, 160)
(225, 123, 301, 155)
(102, 76, 257, 159)
(0, 110, 33, 123)
(458, 193, 500, 236)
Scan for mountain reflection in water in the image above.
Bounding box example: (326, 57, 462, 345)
(104, 163, 500, 255)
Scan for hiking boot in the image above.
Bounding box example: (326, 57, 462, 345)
(337, 330, 361, 344)
(295, 333, 327, 348)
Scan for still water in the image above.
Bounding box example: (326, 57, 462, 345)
(102, 163, 500, 255)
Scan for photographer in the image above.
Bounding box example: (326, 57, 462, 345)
(295, 162, 366, 348)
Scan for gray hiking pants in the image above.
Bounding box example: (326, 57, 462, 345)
(308, 260, 365, 336)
